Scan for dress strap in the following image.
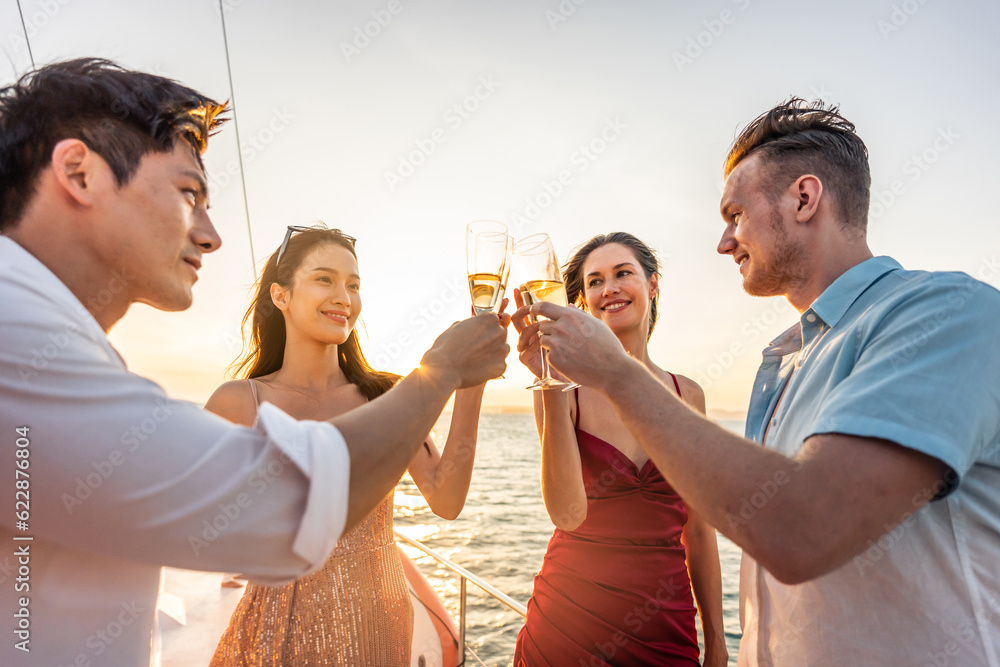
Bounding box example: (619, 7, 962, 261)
(573, 387, 581, 430)
(248, 378, 262, 408)
(668, 372, 682, 398)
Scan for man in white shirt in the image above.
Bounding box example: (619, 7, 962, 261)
(0, 59, 509, 666)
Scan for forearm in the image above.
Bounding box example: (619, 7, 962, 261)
(539, 390, 588, 530)
(424, 385, 485, 519)
(602, 358, 807, 573)
(683, 520, 727, 653)
(332, 365, 458, 531)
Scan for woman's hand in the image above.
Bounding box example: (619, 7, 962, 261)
(703, 641, 729, 667)
(511, 288, 544, 379)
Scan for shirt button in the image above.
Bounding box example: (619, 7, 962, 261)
(806, 313, 817, 323)
(771, 418, 778, 427)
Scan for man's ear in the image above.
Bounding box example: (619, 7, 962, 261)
(270, 282, 289, 311)
(50, 139, 100, 207)
(792, 174, 823, 224)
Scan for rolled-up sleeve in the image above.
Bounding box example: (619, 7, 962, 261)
(808, 275, 1000, 486)
(0, 239, 351, 585)
(256, 402, 350, 575)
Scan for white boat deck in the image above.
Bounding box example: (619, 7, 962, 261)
(157, 568, 243, 667)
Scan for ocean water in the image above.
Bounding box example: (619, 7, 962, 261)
(394, 413, 744, 666)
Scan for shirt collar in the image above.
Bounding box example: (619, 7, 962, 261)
(763, 321, 802, 357)
(807, 256, 902, 328)
(0, 235, 114, 356)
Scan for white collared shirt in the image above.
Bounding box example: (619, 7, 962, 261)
(0, 237, 350, 666)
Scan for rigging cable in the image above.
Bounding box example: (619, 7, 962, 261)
(217, 0, 257, 277)
(15, 0, 35, 69)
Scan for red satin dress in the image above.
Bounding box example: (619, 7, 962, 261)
(514, 377, 700, 666)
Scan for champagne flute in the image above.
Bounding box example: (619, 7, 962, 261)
(513, 234, 578, 391)
(466, 220, 511, 315)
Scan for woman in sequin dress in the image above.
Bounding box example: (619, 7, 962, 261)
(512, 233, 728, 666)
(207, 226, 492, 666)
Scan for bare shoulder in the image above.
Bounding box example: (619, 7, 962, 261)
(205, 380, 257, 427)
(672, 373, 706, 413)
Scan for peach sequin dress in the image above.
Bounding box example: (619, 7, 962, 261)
(211, 381, 413, 665)
(209, 494, 412, 666)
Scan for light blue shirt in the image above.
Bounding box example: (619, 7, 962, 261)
(738, 256, 1000, 666)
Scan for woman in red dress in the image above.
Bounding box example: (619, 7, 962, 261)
(513, 232, 728, 666)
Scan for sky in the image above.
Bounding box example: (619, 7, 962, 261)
(2, 0, 999, 416)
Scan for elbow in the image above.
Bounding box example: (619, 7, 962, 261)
(760, 560, 816, 586)
(552, 517, 582, 532)
(765, 560, 835, 586)
(752, 538, 839, 585)
(430, 501, 464, 521)
(548, 505, 587, 532)
(737, 499, 844, 585)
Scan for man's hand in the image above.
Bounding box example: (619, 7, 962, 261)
(511, 289, 544, 378)
(527, 301, 633, 391)
(421, 314, 510, 389)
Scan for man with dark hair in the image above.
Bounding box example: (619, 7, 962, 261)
(523, 98, 1000, 665)
(0, 59, 508, 665)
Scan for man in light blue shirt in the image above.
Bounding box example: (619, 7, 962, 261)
(523, 98, 1000, 665)
(735, 255, 1000, 665)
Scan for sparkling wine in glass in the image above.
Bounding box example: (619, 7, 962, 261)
(466, 221, 511, 315)
(514, 234, 578, 391)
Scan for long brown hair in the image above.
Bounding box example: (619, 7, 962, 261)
(231, 227, 399, 401)
(562, 231, 661, 341)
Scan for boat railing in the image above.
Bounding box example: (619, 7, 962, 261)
(394, 530, 527, 665)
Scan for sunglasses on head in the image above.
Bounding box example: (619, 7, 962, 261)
(275, 225, 357, 266)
